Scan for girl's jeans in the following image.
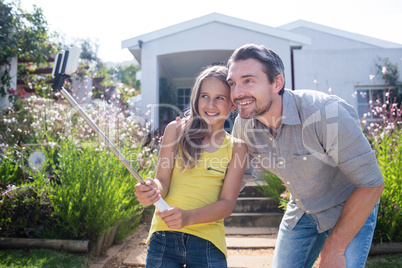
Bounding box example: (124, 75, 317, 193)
(273, 204, 378, 268)
(146, 231, 227, 268)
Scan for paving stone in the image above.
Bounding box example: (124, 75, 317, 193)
(123, 248, 147, 267)
(228, 255, 273, 267)
(89, 242, 126, 268)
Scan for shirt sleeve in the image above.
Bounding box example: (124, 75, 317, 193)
(320, 100, 384, 187)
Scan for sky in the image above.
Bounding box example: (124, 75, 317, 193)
(19, 0, 402, 63)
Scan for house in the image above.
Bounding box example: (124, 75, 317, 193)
(279, 19, 402, 120)
(122, 13, 402, 129)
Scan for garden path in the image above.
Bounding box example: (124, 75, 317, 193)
(89, 217, 321, 268)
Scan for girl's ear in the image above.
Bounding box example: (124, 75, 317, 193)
(230, 102, 236, 111)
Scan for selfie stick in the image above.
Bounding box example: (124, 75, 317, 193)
(51, 47, 169, 212)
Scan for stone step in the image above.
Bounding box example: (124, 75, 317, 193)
(238, 184, 266, 197)
(233, 197, 282, 213)
(225, 227, 278, 236)
(225, 212, 283, 227)
(227, 237, 276, 249)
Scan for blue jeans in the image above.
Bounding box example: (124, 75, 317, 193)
(272, 204, 378, 268)
(146, 231, 227, 268)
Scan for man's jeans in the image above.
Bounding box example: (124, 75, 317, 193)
(272, 204, 378, 268)
(146, 231, 227, 268)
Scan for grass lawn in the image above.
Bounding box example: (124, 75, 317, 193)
(366, 254, 402, 267)
(0, 249, 88, 268)
(0, 249, 401, 267)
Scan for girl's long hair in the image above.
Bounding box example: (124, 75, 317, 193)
(177, 65, 229, 171)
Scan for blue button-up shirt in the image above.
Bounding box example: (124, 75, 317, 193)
(233, 89, 384, 232)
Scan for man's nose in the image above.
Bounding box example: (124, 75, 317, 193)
(232, 84, 245, 99)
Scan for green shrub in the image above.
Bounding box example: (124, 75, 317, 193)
(0, 185, 58, 238)
(0, 150, 25, 191)
(372, 127, 402, 242)
(33, 138, 151, 242)
(257, 169, 289, 211)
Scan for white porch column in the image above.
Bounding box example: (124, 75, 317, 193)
(140, 52, 159, 130)
(0, 57, 17, 111)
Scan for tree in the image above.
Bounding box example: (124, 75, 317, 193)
(376, 57, 402, 106)
(0, 0, 58, 101)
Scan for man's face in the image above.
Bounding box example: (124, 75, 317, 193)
(227, 58, 276, 119)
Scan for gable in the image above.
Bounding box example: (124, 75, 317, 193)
(122, 13, 310, 64)
(279, 20, 402, 50)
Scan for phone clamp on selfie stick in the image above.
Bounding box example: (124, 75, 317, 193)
(51, 47, 169, 212)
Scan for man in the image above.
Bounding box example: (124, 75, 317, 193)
(227, 44, 384, 268)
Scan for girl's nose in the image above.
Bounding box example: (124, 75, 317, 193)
(207, 99, 216, 108)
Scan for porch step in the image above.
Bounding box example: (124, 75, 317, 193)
(225, 212, 283, 227)
(233, 197, 282, 213)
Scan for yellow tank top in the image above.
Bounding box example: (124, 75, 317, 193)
(146, 132, 234, 257)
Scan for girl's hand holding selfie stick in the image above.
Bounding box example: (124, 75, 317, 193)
(51, 47, 170, 212)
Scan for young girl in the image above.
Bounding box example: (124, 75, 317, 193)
(135, 65, 247, 267)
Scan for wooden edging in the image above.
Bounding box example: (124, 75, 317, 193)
(0, 237, 89, 253)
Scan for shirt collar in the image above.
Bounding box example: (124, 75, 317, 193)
(252, 89, 301, 128)
(281, 89, 301, 125)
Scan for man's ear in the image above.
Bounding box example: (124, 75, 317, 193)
(274, 74, 285, 93)
(231, 103, 236, 111)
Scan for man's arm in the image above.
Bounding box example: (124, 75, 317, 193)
(318, 100, 384, 267)
(319, 184, 384, 267)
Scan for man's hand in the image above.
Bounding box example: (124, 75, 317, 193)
(156, 206, 188, 230)
(134, 177, 161, 206)
(317, 239, 346, 268)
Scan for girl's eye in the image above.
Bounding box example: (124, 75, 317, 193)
(216, 96, 224, 100)
(201, 94, 208, 98)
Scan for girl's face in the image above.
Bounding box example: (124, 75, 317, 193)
(197, 77, 234, 130)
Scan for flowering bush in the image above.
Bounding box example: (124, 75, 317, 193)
(361, 95, 402, 243)
(0, 84, 159, 242)
(360, 59, 402, 243)
(372, 126, 402, 242)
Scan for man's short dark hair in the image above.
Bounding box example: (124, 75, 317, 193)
(227, 44, 285, 95)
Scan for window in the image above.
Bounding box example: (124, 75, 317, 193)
(177, 88, 191, 112)
(356, 85, 401, 121)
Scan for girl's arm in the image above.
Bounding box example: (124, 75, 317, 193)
(157, 138, 248, 229)
(134, 121, 179, 206)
